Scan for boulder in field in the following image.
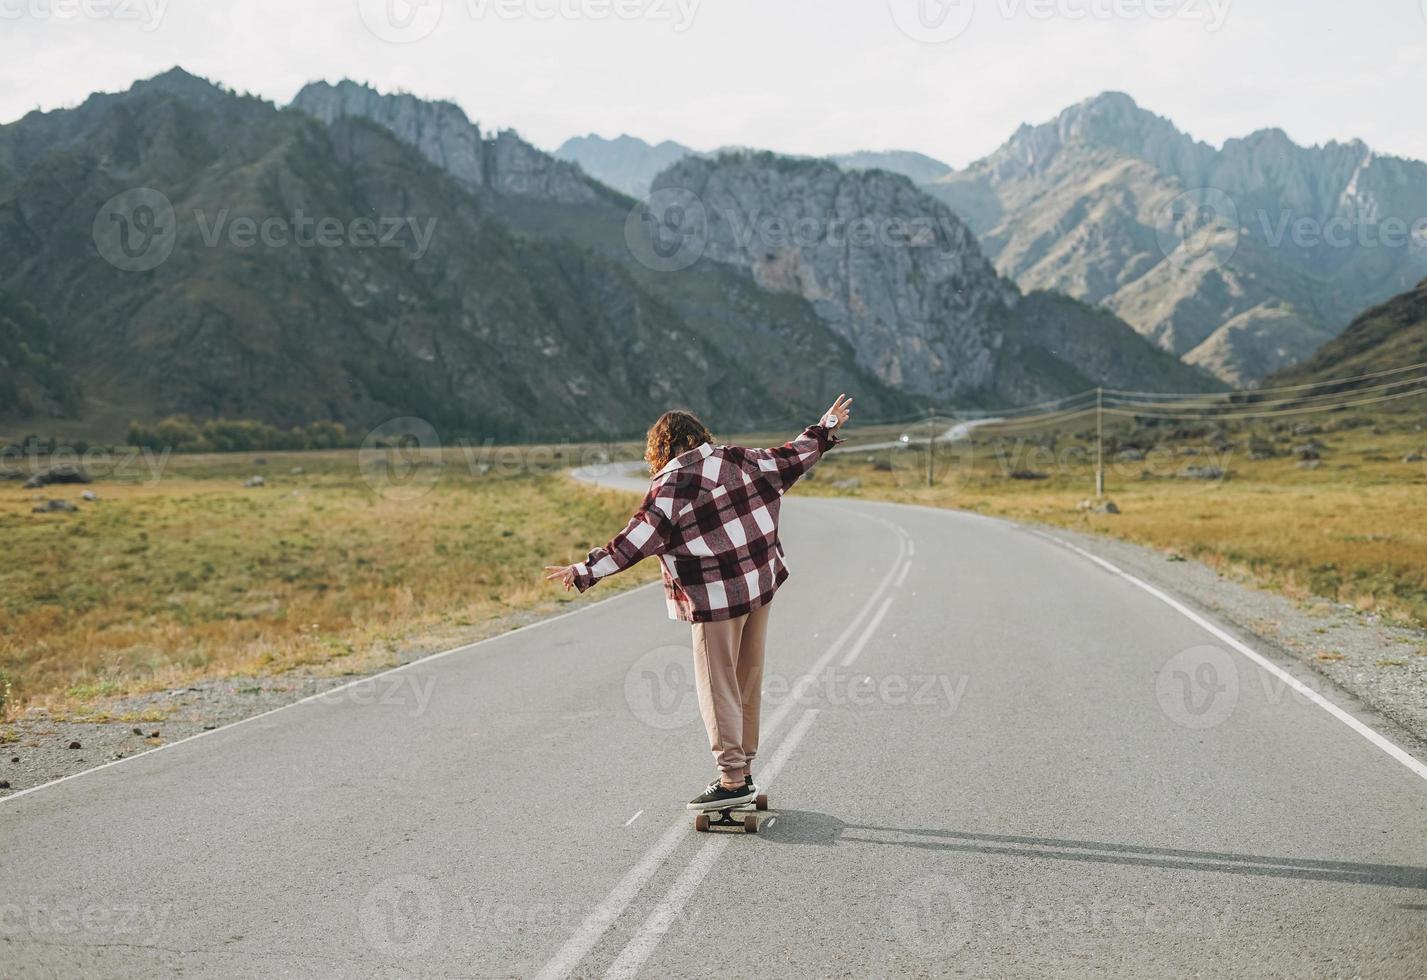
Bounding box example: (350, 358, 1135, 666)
(1177, 465, 1225, 480)
(32, 499, 78, 513)
(243, 475, 266, 488)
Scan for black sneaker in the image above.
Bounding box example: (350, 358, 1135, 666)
(704, 775, 758, 794)
(687, 781, 756, 811)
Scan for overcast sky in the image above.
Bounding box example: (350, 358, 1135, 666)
(1, 0, 1424, 167)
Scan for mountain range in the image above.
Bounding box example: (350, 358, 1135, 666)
(0, 69, 1219, 440)
(554, 134, 953, 201)
(561, 95, 1427, 388)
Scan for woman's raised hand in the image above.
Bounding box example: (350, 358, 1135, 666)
(823, 393, 853, 429)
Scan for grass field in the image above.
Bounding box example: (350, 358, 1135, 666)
(811, 409, 1427, 628)
(1, 443, 656, 719)
(5, 409, 1425, 720)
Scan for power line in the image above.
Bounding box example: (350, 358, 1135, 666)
(1103, 384, 1427, 420)
(1104, 358, 1427, 400)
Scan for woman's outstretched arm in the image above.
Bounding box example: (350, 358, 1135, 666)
(731, 394, 853, 493)
(545, 483, 675, 592)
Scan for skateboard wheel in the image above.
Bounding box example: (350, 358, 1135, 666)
(694, 813, 710, 832)
(755, 794, 768, 811)
(743, 814, 758, 833)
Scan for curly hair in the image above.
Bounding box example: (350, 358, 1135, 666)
(645, 410, 714, 474)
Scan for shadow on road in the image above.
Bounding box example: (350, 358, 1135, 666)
(761, 811, 1427, 890)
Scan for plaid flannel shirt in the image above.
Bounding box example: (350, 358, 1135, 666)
(572, 423, 839, 622)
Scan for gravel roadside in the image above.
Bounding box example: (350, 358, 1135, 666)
(0, 591, 649, 799)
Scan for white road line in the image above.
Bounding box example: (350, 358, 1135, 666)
(535, 512, 909, 980)
(894, 561, 912, 588)
(758, 533, 908, 744)
(532, 820, 691, 980)
(839, 597, 894, 668)
(623, 810, 644, 827)
(0, 582, 659, 808)
(602, 711, 820, 980)
(1035, 530, 1427, 785)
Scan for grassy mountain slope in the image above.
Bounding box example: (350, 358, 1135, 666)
(1270, 279, 1427, 385)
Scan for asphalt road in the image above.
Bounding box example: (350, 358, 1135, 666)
(3, 464, 1426, 978)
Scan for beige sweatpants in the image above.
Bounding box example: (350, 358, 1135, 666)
(690, 601, 771, 787)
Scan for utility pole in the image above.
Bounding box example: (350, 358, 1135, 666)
(1095, 386, 1105, 499)
(926, 407, 935, 488)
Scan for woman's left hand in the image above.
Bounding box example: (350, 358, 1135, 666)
(544, 564, 577, 591)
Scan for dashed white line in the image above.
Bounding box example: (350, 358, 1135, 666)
(535, 512, 909, 980)
(623, 810, 644, 827)
(894, 560, 912, 588)
(602, 711, 820, 980)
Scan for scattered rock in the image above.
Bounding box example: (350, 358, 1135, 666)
(1293, 442, 1323, 460)
(81, 490, 99, 501)
(22, 465, 92, 488)
(149, 730, 160, 738)
(832, 478, 862, 490)
(290, 466, 306, 475)
(1292, 423, 1321, 436)
(131, 727, 144, 736)
(1009, 470, 1049, 480)
(1297, 459, 1322, 470)
(202, 724, 217, 731)
(1079, 498, 1120, 514)
(32, 499, 78, 513)
(0, 467, 25, 481)
(1166, 551, 1187, 562)
(871, 459, 892, 473)
(1177, 466, 1225, 480)
(1115, 449, 1145, 462)
(67, 740, 81, 750)
(243, 475, 266, 488)
(0, 780, 9, 789)
(254, 458, 268, 466)
(1405, 451, 1425, 464)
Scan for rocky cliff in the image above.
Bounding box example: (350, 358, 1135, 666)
(925, 92, 1427, 384)
(293, 80, 618, 207)
(650, 152, 1215, 402)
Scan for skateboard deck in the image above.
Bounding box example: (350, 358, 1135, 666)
(692, 793, 770, 833)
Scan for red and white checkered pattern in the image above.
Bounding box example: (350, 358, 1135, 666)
(572, 424, 838, 622)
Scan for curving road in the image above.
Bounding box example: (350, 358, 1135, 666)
(3, 464, 1426, 978)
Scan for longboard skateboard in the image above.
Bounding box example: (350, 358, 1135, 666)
(693, 793, 769, 834)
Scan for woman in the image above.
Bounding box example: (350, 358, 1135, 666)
(545, 395, 853, 811)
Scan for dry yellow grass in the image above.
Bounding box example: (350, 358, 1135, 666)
(1, 446, 655, 717)
(806, 413, 1427, 626)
